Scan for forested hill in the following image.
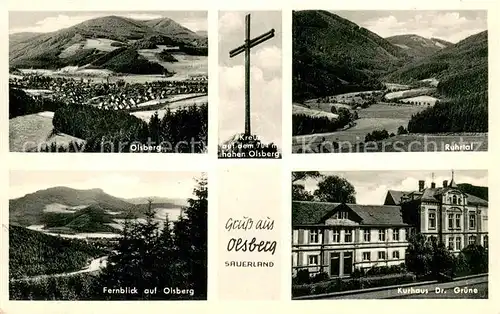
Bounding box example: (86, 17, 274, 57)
(9, 186, 182, 228)
(9, 225, 105, 279)
(9, 15, 207, 72)
(458, 183, 488, 201)
(292, 10, 409, 102)
(384, 30, 487, 88)
(404, 31, 488, 133)
(386, 34, 452, 59)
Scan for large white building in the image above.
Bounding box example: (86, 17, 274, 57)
(292, 176, 488, 278)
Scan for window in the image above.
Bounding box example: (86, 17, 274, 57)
(308, 255, 319, 265)
(448, 214, 454, 230)
(458, 198, 462, 205)
(429, 212, 436, 229)
(332, 229, 340, 243)
(469, 214, 476, 229)
(469, 236, 476, 246)
(340, 211, 348, 219)
(344, 229, 352, 242)
(363, 229, 371, 242)
(363, 252, 371, 261)
(448, 237, 455, 250)
(392, 228, 400, 241)
(452, 195, 457, 204)
(484, 235, 488, 248)
(392, 251, 400, 259)
(456, 237, 462, 251)
(378, 229, 386, 241)
(405, 228, 410, 241)
(378, 251, 386, 260)
(310, 230, 319, 243)
(455, 214, 461, 229)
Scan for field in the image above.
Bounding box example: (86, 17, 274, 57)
(384, 88, 434, 100)
(292, 104, 424, 151)
(400, 95, 439, 105)
(9, 112, 85, 152)
(293, 104, 339, 119)
(139, 46, 207, 80)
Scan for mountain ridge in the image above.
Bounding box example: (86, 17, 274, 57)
(9, 186, 183, 228)
(9, 15, 207, 71)
(386, 34, 452, 58)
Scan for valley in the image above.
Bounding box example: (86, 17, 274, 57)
(292, 10, 488, 153)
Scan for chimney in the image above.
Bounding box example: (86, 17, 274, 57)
(443, 180, 448, 188)
(418, 180, 425, 192)
(431, 182, 436, 189)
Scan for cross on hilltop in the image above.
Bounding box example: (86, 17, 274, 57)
(229, 14, 275, 136)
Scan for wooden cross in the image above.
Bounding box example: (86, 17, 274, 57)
(229, 14, 275, 136)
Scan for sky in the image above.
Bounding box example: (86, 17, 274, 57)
(298, 170, 488, 205)
(9, 170, 204, 200)
(218, 11, 282, 146)
(332, 10, 487, 43)
(9, 11, 207, 34)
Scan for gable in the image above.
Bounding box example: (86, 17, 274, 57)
(321, 203, 362, 225)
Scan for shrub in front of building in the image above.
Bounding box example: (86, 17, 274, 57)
(292, 273, 417, 298)
(352, 263, 407, 278)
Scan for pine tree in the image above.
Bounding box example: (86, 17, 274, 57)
(173, 175, 208, 299)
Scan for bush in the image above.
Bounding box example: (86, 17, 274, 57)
(293, 113, 352, 136)
(365, 129, 390, 142)
(461, 244, 488, 274)
(292, 273, 417, 298)
(296, 269, 310, 284)
(311, 272, 329, 283)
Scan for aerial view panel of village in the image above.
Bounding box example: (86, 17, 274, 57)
(9, 11, 208, 153)
(292, 10, 488, 153)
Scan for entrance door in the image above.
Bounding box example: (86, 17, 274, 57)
(343, 252, 353, 276)
(330, 252, 340, 277)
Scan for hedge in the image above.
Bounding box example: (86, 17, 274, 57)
(292, 273, 417, 297)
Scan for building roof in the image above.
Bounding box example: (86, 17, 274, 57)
(386, 190, 409, 205)
(389, 189, 488, 207)
(467, 194, 488, 206)
(292, 201, 340, 225)
(292, 201, 409, 226)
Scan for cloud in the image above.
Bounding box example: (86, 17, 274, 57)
(218, 12, 244, 36)
(253, 46, 282, 75)
(363, 11, 487, 43)
(9, 13, 204, 34)
(218, 63, 282, 146)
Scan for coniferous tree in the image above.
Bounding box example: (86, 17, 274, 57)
(173, 175, 208, 299)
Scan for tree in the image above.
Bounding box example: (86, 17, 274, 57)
(462, 244, 488, 274)
(292, 184, 314, 201)
(172, 175, 208, 299)
(405, 233, 434, 276)
(313, 175, 356, 203)
(431, 241, 456, 279)
(96, 201, 163, 299)
(397, 125, 408, 135)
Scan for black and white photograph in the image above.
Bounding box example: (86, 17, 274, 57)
(292, 10, 488, 153)
(292, 170, 488, 299)
(9, 170, 207, 300)
(9, 11, 208, 153)
(218, 11, 282, 159)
